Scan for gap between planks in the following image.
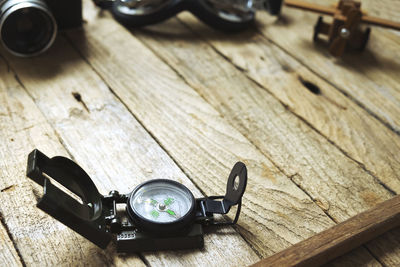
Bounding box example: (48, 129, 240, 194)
(0, 210, 25, 267)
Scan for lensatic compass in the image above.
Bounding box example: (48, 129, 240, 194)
(26, 149, 247, 252)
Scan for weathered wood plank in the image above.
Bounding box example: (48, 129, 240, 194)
(0, 56, 138, 266)
(65, 1, 394, 265)
(361, 0, 400, 23)
(0, 218, 22, 266)
(3, 37, 259, 266)
(170, 11, 400, 193)
(256, 1, 400, 133)
(127, 16, 400, 265)
(0, 62, 24, 267)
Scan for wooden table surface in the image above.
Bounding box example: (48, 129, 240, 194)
(1, 0, 399, 266)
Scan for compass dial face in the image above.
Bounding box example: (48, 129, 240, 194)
(129, 180, 194, 223)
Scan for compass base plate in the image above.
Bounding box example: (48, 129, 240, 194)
(116, 224, 204, 252)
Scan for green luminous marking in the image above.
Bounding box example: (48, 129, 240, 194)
(164, 197, 174, 206)
(150, 210, 159, 218)
(147, 199, 158, 206)
(166, 209, 176, 217)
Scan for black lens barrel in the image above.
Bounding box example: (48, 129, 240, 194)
(0, 0, 57, 56)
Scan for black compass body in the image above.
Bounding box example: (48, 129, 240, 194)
(26, 149, 247, 252)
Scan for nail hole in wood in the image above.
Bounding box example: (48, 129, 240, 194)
(299, 77, 321, 95)
(72, 92, 82, 102)
(72, 92, 89, 112)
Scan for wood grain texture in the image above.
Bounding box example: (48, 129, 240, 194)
(2, 35, 259, 267)
(257, 1, 400, 134)
(63, 1, 397, 265)
(66, 5, 338, 258)
(0, 56, 137, 266)
(170, 12, 400, 194)
(128, 16, 400, 265)
(252, 194, 400, 267)
(0, 60, 24, 267)
(0, 218, 22, 266)
(0, 0, 397, 266)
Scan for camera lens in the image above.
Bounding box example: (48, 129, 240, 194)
(0, 1, 57, 56)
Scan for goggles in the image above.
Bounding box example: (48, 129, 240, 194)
(93, 0, 282, 31)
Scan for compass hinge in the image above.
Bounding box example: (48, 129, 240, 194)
(102, 191, 130, 233)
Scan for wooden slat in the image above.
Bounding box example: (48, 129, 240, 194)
(257, 1, 400, 134)
(252, 194, 400, 267)
(63, 1, 397, 265)
(362, 15, 400, 31)
(0, 220, 22, 266)
(0, 61, 24, 267)
(2, 37, 259, 266)
(127, 16, 400, 265)
(0, 56, 141, 266)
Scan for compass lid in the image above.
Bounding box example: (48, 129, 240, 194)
(26, 149, 112, 248)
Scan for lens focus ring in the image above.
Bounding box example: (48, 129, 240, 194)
(0, 0, 57, 57)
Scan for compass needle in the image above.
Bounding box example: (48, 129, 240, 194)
(166, 209, 178, 218)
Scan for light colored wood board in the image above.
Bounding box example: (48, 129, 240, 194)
(3, 37, 260, 266)
(0, 56, 142, 266)
(256, 2, 400, 134)
(128, 17, 400, 265)
(66, 2, 384, 265)
(0, 219, 22, 266)
(172, 12, 400, 194)
(0, 60, 24, 267)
